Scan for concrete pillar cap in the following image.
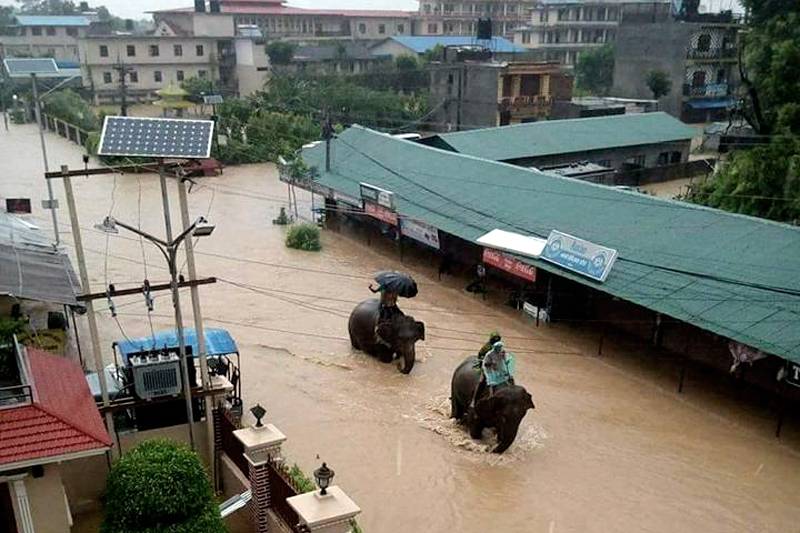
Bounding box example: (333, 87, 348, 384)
(287, 486, 361, 532)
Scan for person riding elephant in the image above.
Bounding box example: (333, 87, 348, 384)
(477, 331, 502, 361)
(370, 284, 401, 347)
(471, 340, 514, 407)
(451, 355, 533, 453)
(348, 298, 425, 374)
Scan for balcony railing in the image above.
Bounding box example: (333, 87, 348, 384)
(683, 83, 730, 98)
(0, 337, 32, 408)
(687, 47, 737, 60)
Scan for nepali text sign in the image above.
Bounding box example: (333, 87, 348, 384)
(483, 248, 536, 282)
(359, 182, 395, 209)
(364, 202, 398, 226)
(542, 230, 617, 283)
(786, 363, 800, 388)
(400, 218, 440, 249)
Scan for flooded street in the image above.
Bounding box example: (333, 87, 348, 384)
(3, 123, 800, 532)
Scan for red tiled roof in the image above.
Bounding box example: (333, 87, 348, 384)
(153, 2, 412, 18)
(0, 349, 111, 469)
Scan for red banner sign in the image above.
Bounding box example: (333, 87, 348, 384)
(483, 248, 536, 282)
(364, 201, 398, 226)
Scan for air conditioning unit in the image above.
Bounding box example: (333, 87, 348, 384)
(131, 352, 182, 400)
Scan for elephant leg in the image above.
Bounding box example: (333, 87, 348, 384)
(451, 396, 464, 420)
(492, 424, 519, 454)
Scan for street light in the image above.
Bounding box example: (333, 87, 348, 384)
(314, 462, 335, 496)
(95, 214, 215, 449)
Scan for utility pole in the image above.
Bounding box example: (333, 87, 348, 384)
(1, 78, 8, 131)
(158, 160, 196, 450)
(176, 175, 215, 477)
(31, 74, 60, 245)
(323, 111, 333, 172)
(113, 61, 133, 117)
(60, 165, 116, 456)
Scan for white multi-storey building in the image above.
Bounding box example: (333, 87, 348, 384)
(0, 14, 94, 63)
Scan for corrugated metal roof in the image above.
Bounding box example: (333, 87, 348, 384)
(114, 328, 239, 365)
(302, 125, 800, 363)
(428, 112, 699, 162)
(14, 15, 92, 27)
(386, 36, 525, 54)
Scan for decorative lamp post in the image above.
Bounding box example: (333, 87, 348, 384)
(251, 403, 266, 428)
(314, 462, 335, 496)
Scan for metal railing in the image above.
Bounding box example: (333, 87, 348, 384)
(682, 83, 730, 98)
(0, 337, 33, 408)
(267, 458, 308, 533)
(219, 408, 247, 476)
(41, 113, 92, 148)
(686, 47, 737, 60)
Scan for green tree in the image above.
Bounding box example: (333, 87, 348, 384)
(645, 69, 672, 100)
(737, 2, 800, 135)
(684, 137, 800, 223)
(266, 41, 297, 66)
(42, 89, 98, 131)
(101, 440, 225, 533)
(15, 1, 77, 14)
(1, 6, 16, 32)
(575, 44, 614, 95)
(180, 76, 214, 103)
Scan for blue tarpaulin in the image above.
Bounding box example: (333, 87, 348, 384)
(687, 99, 734, 110)
(114, 328, 239, 365)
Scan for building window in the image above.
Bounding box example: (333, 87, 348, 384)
(126, 45, 136, 57)
(174, 44, 183, 56)
(427, 23, 438, 33)
(424, 4, 431, 13)
(149, 44, 160, 57)
(598, 159, 611, 168)
(46, 27, 56, 36)
(196, 44, 204, 56)
(103, 71, 112, 84)
(198, 70, 207, 78)
(177, 70, 185, 81)
(378, 24, 386, 34)
(100, 45, 109, 57)
(359, 23, 366, 34)
(629, 154, 645, 167)
(716, 68, 726, 84)
(691, 70, 706, 87)
(154, 70, 162, 82)
(397, 24, 404, 33)
(657, 152, 669, 165)
(32, 27, 42, 36)
(539, 9, 547, 22)
(670, 151, 681, 163)
(46, 48, 56, 57)
(522, 32, 531, 44)
(696, 34, 711, 52)
(129, 71, 138, 83)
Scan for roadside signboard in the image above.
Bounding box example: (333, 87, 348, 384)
(541, 230, 617, 283)
(786, 363, 800, 388)
(364, 202, 398, 226)
(400, 218, 440, 249)
(483, 248, 536, 282)
(359, 182, 395, 209)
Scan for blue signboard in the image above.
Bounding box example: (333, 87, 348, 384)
(541, 230, 617, 282)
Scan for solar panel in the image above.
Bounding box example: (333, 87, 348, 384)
(203, 94, 224, 105)
(3, 58, 59, 78)
(97, 117, 215, 159)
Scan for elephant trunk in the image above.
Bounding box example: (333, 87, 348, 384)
(398, 344, 416, 374)
(493, 418, 520, 454)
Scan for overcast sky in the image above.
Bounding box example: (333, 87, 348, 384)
(1, 0, 743, 20)
(0, 0, 420, 19)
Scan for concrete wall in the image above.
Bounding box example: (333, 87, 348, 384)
(11, 465, 73, 533)
(193, 13, 236, 38)
(431, 64, 500, 131)
(62, 421, 210, 514)
(351, 17, 409, 40)
(235, 38, 270, 96)
(612, 21, 691, 118)
(369, 39, 416, 59)
(0, 25, 86, 61)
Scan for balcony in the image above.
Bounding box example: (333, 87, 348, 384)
(0, 337, 33, 408)
(683, 83, 730, 98)
(499, 95, 553, 115)
(687, 47, 737, 60)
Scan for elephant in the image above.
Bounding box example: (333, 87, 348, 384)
(450, 356, 535, 453)
(348, 298, 425, 374)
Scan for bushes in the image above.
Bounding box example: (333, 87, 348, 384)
(288, 464, 316, 492)
(42, 89, 98, 131)
(101, 440, 225, 533)
(285, 223, 321, 251)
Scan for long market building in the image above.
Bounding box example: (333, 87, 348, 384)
(291, 125, 800, 419)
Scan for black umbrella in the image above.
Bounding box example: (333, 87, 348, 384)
(373, 271, 418, 298)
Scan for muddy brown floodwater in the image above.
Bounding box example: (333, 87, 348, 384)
(3, 124, 800, 532)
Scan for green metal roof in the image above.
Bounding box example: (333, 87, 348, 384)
(302, 126, 800, 364)
(426, 112, 699, 162)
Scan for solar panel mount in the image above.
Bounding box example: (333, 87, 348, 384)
(97, 116, 215, 159)
(3, 58, 59, 78)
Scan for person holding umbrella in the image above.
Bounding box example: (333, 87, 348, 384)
(370, 271, 418, 347)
